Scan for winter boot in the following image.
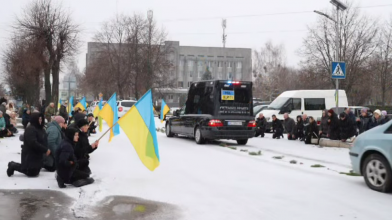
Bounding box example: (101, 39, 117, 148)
(72, 178, 95, 187)
(56, 173, 66, 188)
(6, 162, 16, 177)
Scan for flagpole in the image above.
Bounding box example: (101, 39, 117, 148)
(96, 120, 120, 142)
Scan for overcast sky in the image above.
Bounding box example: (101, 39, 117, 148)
(1, 0, 391, 75)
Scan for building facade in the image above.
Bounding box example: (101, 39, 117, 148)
(86, 41, 252, 108)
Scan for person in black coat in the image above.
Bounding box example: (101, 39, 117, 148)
(295, 115, 304, 141)
(87, 113, 97, 136)
(7, 113, 50, 177)
(327, 109, 340, 140)
(339, 112, 356, 142)
(305, 117, 319, 144)
(22, 109, 31, 129)
(59, 102, 69, 124)
(357, 108, 371, 134)
(55, 127, 94, 188)
(255, 113, 267, 137)
(73, 119, 99, 174)
(272, 115, 284, 139)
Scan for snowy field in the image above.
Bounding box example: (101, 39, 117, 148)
(1, 118, 392, 220)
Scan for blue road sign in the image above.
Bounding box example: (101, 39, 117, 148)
(331, 61, 346, 79)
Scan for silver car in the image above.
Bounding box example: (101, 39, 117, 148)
(349, 120, 392, 193)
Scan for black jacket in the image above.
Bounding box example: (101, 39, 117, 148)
(21, 113, 48, 170)
(307, 121, 319, 137)
(272, 119, 283, 133)
(339, 114, 356, 140)
(59, 105, 69, 121)
(303, 117, 310, 135)
(358, 114, 371, 134)
(320, 110, 329, 134)
(56, 137, 77, 183)
(368, 116, 387, 130)
(296, 116, 304, 134)
(283, 117, 296, 135)
(328, 113, 340, 140)
(256, 117, 267, 130)
(74, 131, 97, 161)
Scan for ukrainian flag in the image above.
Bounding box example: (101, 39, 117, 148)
(118, 90, 160, 171)
(99, 93, 120, 141)
(57, 99, 62, 111)
(160, 99, 170, 122)
(98, 98, 103, 132)
(68, 96, 74, 116)
(74, 97, 87, 111)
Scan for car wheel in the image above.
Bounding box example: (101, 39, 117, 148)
(237, 139, 248, 145)
(166, 122, 174, 137)
(194, 127, 205, 144)
(362, 153, 392, 193)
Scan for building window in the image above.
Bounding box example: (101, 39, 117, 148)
(188, 60, 194, 68)
(188, 81, 193, 87)
(198, 61, 203, 67)
(218, 61, 223, 67)
(237, 62, 242, 68)
(178, 81, 183, 87)
(180, 60, 184, 69)
(168, 95, 174, 100)
(236, 73, 241, 80)
(218, 72, 222, 79)
(228, 62, 232, 68)
(208, 61, 213, 67)
(228, 73, 232, 80)
(198, 71, 203, 79)
(190, 71, 193, 78)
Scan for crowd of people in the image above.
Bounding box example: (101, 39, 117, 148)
(255, 107, 389, 145)
(2, 99, 99, 188)
(0, 101, 19, 138)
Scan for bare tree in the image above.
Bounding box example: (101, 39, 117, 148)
(299, 3, 378, 105)
(3, 36, 44, 106)
(17, 0, 79, 107)
(87, 13, 173, 100)
(369, 19, 392, 106)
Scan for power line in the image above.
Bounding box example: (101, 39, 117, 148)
(171, 29, 307, 35)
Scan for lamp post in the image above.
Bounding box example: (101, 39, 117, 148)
(314, 0, 347, 113)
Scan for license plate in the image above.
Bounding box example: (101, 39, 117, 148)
(228, 121, 242, 126)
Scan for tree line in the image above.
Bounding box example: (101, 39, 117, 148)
(253, 2, 392, 106)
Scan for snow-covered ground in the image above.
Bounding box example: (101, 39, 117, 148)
(1, 118, 392, 220)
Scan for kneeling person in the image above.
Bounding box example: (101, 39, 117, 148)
(56, 127, 94, 188)
(74, 119, 99, 174)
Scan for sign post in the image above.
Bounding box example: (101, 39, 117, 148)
(331, 61, 346, 113)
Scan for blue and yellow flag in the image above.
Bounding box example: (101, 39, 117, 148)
(57, 99, 62, 111)
(68, 96, 74, 116)
(160, 99, 170, 123)
(98, 98, 103, 132)
(99, 93, 119, 141)
(118, 90, 160, 171)
(74, 97, 87, 111)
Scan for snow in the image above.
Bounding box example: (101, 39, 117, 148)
(1, 118, 392, 219)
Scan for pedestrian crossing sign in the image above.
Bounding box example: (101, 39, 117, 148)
(331, 61, 346, 79)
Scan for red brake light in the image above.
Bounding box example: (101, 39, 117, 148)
(208, 120, 223, 127)
(248, 120, 256, 127)
(118, 107, 123, 112)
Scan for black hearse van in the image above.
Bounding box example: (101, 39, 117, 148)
(165, 80, 256, 145)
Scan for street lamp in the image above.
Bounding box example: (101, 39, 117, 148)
(147, 10, 153, 22)
(314, 0, 347, 113)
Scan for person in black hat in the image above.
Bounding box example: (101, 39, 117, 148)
(87, 113, 97, 136)
(7, 113, 50, 177)
(55, 127, 94, 188)
(272, 115, 284, 139)
(74, 119, 99, 174)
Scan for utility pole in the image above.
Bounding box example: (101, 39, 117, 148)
(314, 0, 347, 113)
(222, 19, 227, 48)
